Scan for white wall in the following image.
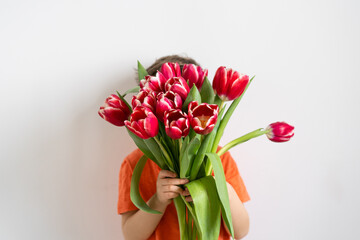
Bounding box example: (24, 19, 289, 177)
(1, 0, 359, 239)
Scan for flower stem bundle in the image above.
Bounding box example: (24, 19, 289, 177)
(99, 61, 295, 240)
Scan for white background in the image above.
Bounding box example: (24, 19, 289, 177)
(1, 0, 359, 239)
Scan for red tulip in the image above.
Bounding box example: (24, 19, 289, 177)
(188, 101, 219, 135)
(98, 94, 131, 127)
(164, 109, 190, 139)
(164, 77, 190, 101)
(156, 91, 183, 120)
(161, 62, 181, 80)
(124, 106, 159, 139)
(212, 66, 249, 101)
(139, 71, 167, 93)
(182, 64, 208, 89)
(266, 122, 294, 142)
(131, 90, 156, 112)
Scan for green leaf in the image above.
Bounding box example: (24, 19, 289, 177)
(126, 128, 157, 163)
(182, 85, 202, 112)
(186, 176, 221, 240)
(204, 106, 226, 175)
(179, 136, 189, 167)
(214, 95, 222, 107)
(180, 195, 200, 230)
(144, 138, 168, 170)
(130, 154, 161, 214)
(189, 131, 215, 181)
(137, 60, 148, 81)
(122, 86, 140, 97)
(158, 121, 176, 162)
(180, 137, 201, 178)
(173, 196, 189, 240)
(205, 153, 234, 237)
(200, 76, 215, 104)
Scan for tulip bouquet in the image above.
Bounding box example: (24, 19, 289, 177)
(99, 61, 294, 240)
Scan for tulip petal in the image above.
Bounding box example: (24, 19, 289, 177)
(144, 114, 159, 138)
(266, 122, 295, 142)
(125, 121, 145, 139)
(213, 66, 227, 97)
(227, 76, 249, 100)
(166, 126, 183, 139)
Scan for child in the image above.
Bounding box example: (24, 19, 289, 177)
(118, 55, 250, 240)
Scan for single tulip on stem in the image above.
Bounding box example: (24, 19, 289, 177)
(188, 101, 219, 135)
(182, 64, 208, 90)
(124, 106, 159, 139)
(212, 66, 249, 101)
(98, 94, 131, 127)
(266, 122, 295, 142)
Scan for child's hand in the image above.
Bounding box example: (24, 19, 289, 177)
(155, 170, 189, 206)
(181, 187, 192, 202)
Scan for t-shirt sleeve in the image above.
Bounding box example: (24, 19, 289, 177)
(117, 157, 138, 214)
(221, 151, 250, 203)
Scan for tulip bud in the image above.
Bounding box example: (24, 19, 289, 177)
(156, 91, 183, 120)
(188, 101, 219, 135)
(160, 62, 181, 80)
(98, 94, 131, 127)
(139, 71, 167, 93)
(164, 77, 190, 101)
(124, 106, 159, 139)
(266, 122, 294, 142)
(182, 64, 208, 90)
(164, 109, 190, 139)
(212, 66, 249, 101)
(131, 90, 156, 112)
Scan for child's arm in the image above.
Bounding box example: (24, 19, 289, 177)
(121, 170, 189, 240)
(224, 182, 250, 239)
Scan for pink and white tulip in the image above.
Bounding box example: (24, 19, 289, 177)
(188, 101, 219, 135)
(182, 64, 208, 89)
(98, 94, 131, 127)
(161, 62, 181, 80)
(125, 106, 159, 139)
(266, 122, 294, 142)
(156, 91, 183, 120)
(140, 71, 167, 93)
(164, 109, 190, 139)
(164, 77, 190, 101)
(131, 90, 156, 112)
(212, 66, 249, 101)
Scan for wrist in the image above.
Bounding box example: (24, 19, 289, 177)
(150, 193, 170, 212)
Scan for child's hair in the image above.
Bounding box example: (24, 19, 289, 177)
(146, 54, 200, 76)
(135, 55, 200, 83)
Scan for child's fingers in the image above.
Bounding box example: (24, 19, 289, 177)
(162, 178, 189, 186)
(185, 196, 193, 202)
(158, 170, 177, 179)
(162, 185, 183, 194)
(181, 188, 190, 196)
(165, 192, 179, 200)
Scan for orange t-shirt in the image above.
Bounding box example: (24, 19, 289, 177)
(118, 148, 250, 240)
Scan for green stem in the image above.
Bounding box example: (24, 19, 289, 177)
(211, 76, 255, 154)
(189, 132, 213, 181)
(219, 100, 225, 112)
(179, 138, 183, 154)
(217, 128, 269, 157)
(188, 210, 193, 239)
(192, 224, 197, 240)
(154, 136, 174, 170)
